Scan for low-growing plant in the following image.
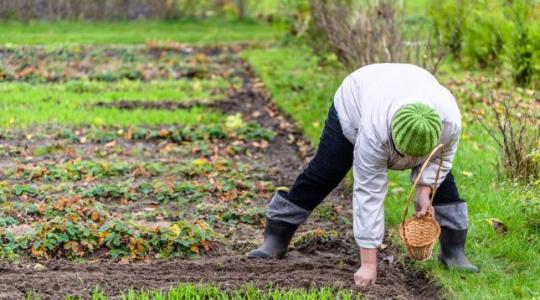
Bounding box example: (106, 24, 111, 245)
(151, 220, 216, 258)
(291, 228, 339, 251)
(99, 220, 149, 260)
(0, 187, 9, 202)
(0, 232, 29, 260)
(32, 217, 100, 259)
(82, 184, 134, 202)
(13, 184, 39, 197)
(238, 207, 265, 225)
(312, 203, 339, 221)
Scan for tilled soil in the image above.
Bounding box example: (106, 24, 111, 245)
(0, 49, 442, 299)
(0, 246, 439, 300)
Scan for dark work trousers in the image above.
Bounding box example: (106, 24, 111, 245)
(285, 104, 464, 212)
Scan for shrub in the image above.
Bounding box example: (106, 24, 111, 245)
(310, 0, 451, 73)
(430, 0, 540, 86)
(502, 0, 539, 86)
(428, 0, 469, 57)
(461, 0, 510, 69)
(476, 89, 539, 181)
(531, 21, 540, 88)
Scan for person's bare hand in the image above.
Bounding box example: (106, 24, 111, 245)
(414, 185, 432, 218)
(355, 247, 377, 288)
(354, 263, 377, 288)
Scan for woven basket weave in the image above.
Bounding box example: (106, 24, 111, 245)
(399, 144, 444, 261)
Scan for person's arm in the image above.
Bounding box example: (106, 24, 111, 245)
(411, 122, 460, 217)
(352, 130, 388, 287)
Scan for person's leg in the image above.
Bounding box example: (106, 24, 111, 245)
(248, 104, 354, 259)
(268, 103, 355, 219)
(433, 171, 478, 272)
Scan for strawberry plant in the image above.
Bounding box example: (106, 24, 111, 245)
(0, 187, 8, 202)
(82, 184, 135, 202)
(0, 232, 29, 260)
(99, 219, 148, 260)
(13, 184, 39, 197)
(151, 220, 216, 258)
(31, 217, 100, 259)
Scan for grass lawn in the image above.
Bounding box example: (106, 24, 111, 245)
(0, 19, 285, 45)
(243, 46, 540, 300)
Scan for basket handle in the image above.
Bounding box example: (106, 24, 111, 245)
(401, 144, 445, 225)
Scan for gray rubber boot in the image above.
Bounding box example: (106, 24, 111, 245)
(247, 218, 298, 259)
(438, 227, 479, 273)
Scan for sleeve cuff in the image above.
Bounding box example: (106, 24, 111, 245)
(355, 238, 381, 249)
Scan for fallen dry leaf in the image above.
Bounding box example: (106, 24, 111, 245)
(487, 218, 508, 235)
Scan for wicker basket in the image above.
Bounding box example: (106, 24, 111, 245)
(399, 144, 444, 261)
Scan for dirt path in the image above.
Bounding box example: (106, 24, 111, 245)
(0, 50, 441, 299)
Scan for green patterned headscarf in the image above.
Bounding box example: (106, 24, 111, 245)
(391, 103, 442, 157)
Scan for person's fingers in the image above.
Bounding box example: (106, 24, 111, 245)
(354, 276, 375, 288)
(354, 275, 366, 288)
(415, 206, 428, 218)
(358, 279, 367, 288)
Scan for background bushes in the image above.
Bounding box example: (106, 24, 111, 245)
(430, 0, 540, 87)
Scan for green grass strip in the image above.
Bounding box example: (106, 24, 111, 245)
(0, 19, 285, 46)
(65, 283, 361, 300)
(0, 80, 229, 127)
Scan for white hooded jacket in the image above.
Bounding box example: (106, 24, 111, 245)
(333, 63, 462, 248)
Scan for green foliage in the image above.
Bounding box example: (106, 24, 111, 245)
(13, 184, 39, 197)
(82, 184, 134, 202)
(117, 283, 360, 300)
(430, 0, 540, 86)
(32, 218, 100, 259)
(0, 232, 29, 259)
(99, 220, 148, 260)
(521, 186, 540, 232)
(428, 0, 468, 57)
(0, 212, 219, 260)
(0, 188, 7, 202)
(461, 0, 511, 69)
(291, 228, 339, 250)
(152, 220, 216, 258)
(502, 1, 539, 85)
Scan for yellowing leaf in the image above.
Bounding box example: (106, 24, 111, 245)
(170, 224, 181, 238)
(462, 171, 473, 177)
(191, 158, 209, 167)
(225, 113, 244, 130)
(486, 218, 508, 235)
